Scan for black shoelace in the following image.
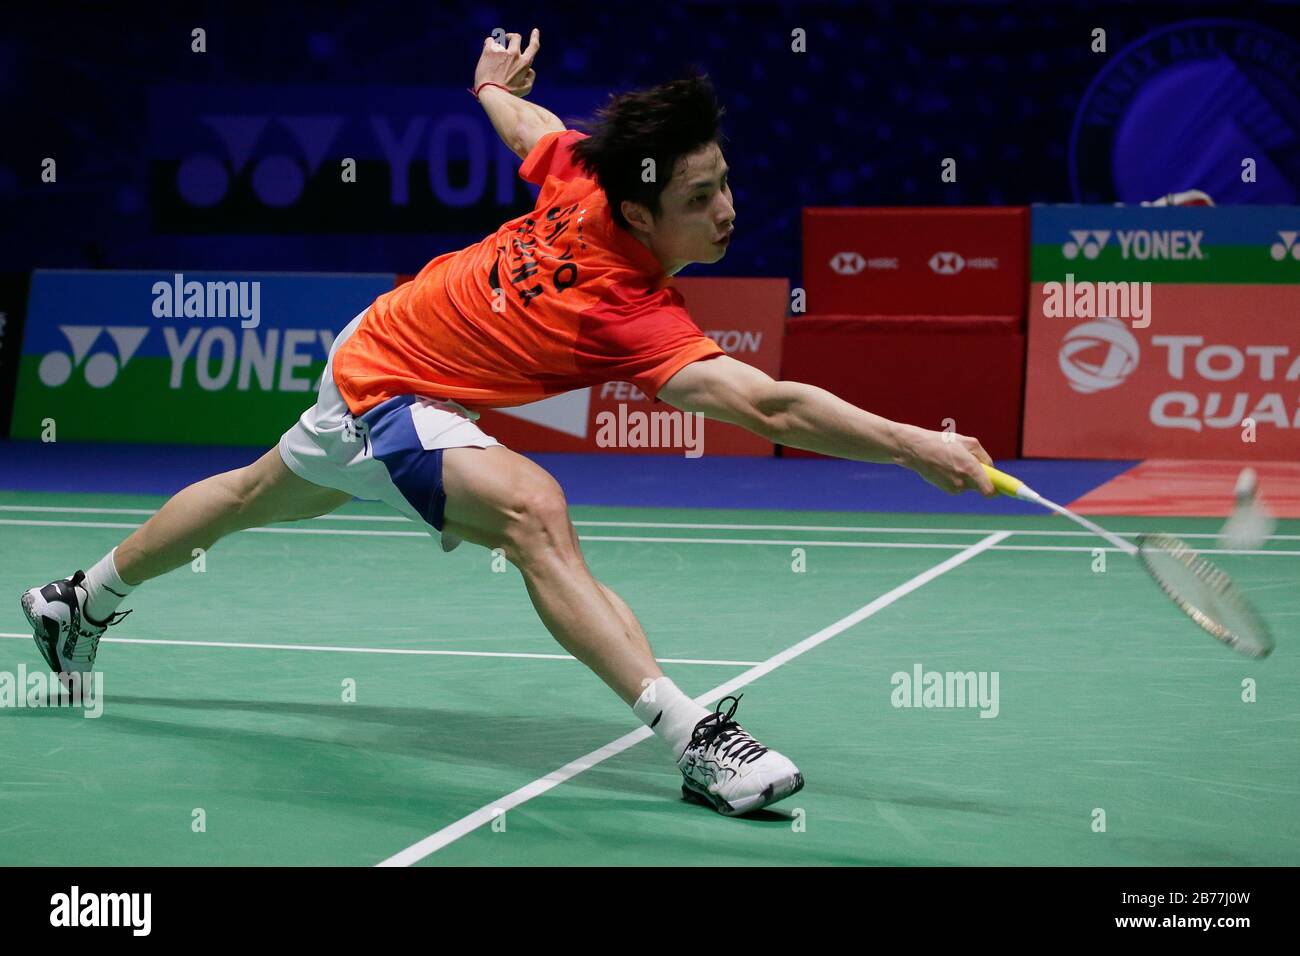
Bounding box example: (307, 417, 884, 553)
(80, 608, 133, 659)
(690, 695, 769, 765)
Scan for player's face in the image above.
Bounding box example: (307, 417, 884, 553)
(641, 143, 735, 272)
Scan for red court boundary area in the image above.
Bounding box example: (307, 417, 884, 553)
(1069, 459, 1300, 518)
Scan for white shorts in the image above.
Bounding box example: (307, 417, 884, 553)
(277, 311, 501, 541)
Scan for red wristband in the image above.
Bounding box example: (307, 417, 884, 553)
(468, 81, 512, 100)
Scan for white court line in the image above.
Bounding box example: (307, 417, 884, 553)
(0, 518, 428, 537)
(0, 633, 757, 667)
(0, 505, 161, 515)
(993, 544, 1298, 557)
(3, 518, 1298, 555)
(0, 519, 146, 530)
(577, 535, 1300, 557)
(374, 531, 1011, 867)
(2, 505, 1299, 541)
(573, 520, 1300, 541)
(0, 505, 410, 522)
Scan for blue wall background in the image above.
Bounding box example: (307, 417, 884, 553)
(3, 1, 1299, 286)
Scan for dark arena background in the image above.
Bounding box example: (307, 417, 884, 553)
(0, 0, 1297, 929)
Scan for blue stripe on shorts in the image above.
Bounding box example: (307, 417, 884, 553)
(360, 395, 448, 531)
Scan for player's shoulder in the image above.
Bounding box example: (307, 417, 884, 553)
(520, 129, 593, 188)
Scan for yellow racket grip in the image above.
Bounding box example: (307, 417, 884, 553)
(982, 463, 1027, 498)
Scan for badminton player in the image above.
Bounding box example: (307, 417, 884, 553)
(21, 29, 996, 817)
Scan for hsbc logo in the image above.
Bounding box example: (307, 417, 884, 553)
(929, 251, 965, 274)
(835, 250, 993, 276)
(926, 252, 997, 275)
(830, 251, 865, 275)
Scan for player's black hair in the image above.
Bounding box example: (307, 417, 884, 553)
(570, 70, 726, 230)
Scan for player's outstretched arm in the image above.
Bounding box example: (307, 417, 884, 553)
(660, 355, 997, 496)
(474, 29, 566, 159)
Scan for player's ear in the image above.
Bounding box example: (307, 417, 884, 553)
(620, 199, 654, 233)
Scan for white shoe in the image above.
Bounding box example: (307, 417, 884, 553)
(19, 570, 132, 674)
(677, 695, 804, 816)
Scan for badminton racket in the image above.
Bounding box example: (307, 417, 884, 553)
(982, 464, 1274, 658)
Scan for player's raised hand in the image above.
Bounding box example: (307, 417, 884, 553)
(474, 28, 540, 98)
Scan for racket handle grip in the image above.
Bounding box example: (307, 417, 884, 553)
(982, 464, 1039, 500)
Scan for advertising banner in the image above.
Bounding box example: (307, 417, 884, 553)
(1024, 206, 1300, 459)
(146, 85, 607, 237)
(802, 207, 1027, 316)
(13, 271, 784, 456)
(11, 270, 396, 445)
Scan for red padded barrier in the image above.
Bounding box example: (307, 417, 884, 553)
(803, 207, 1028, 317)
(780, 315, 1025, 459)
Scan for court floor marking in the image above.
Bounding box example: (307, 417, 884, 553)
(0, 518, 426, 537)
(4, 517, 1298, 556)
(573, 521, 1300, 541)
(374, 530, 1011, 867)
(0, 633, 758, 666)
(3, 505, 1300, 542)
(572, 536, 1300, 557)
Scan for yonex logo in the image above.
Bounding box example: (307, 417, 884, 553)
(928, 251, 965, 274)
(1116, 230, 1203, 259)
(1062, 230, 1111, 260)
(178, 115, 343, 208)
(829, 251, 866, 275)
(1058, 316, 1140, 394)
(1270, 231, 1300, 261)
(39, 326, 149, 389)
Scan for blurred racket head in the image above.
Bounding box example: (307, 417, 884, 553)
(1136, 532, 1274, 658)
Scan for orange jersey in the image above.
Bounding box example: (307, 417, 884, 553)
(332, 129, 724, 415)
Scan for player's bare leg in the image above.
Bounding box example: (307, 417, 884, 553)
(114, 447, 354, 585)
(440, 444, 661, 705)
(440, 444, 804, 815)
(20, 447, 352, 675)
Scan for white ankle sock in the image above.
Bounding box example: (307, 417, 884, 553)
(82, 547, 134, 624)
(632, 677, 709, 759)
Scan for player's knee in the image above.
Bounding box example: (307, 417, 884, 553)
(502, 478, 576, 565)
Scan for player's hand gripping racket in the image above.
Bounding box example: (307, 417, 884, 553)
(982, 464, 1275, 658)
